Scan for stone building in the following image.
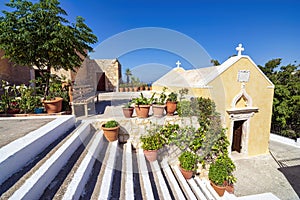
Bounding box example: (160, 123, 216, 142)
(0, 49, 121, 92)
(74, 58, 121, 92)
(153, 44, 274, 156)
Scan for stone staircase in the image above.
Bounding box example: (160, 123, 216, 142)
(0, 118, 238, 200)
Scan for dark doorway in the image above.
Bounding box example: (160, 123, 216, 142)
(232, 120, 245, 153)
(97, 72, 105, 91)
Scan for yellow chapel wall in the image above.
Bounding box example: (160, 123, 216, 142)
(209, 57, 274, 156)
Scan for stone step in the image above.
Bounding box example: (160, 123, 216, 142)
(61, 130, 104, 200)
(40, 128, 98, 199)
(0, 119, 240, 200)
(0, 116, 75, 185)
(6, 121, 92, 200)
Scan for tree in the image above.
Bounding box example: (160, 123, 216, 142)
(210, 59, 220, 66)
(0, 0, 98, 98)
(259, 59, 300, 138)
(125, 68, 132, 84)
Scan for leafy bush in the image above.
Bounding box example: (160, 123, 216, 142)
(177, 100, 191, 117)
(178, 151, 197, 171)
(140, 132, 165, 151)
(104, 120, 119, 128)
(160, 123, 180, 144)
(208, 155, 236, 186)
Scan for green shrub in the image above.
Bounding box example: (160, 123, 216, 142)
(177, 100, 191, 117)
(178, 151, 197, 171)
(208, 155, 236, 186)
(140, 132, 164, 150)
(104, 120, 119, 128)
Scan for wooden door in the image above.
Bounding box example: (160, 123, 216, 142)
(232, 120, 244, 153)
(97, 72, 105, 91)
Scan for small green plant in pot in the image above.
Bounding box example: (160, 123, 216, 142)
(102, 120, 120, 142)
(208, 155, 236, 196)
(166, 91, 178, 116)
(132, 93, 155, 118)
(152, 87, 167, 117)
(178, 151, 197, 179)
(140, 132, 164, 162)
(122, 102, 134, 118)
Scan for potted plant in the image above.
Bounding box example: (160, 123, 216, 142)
(101, 120, 120, 142)
(140, 132, 164, 162)
(178, 151, 198, 179)
(122, 102, 134, 118)
(119, 83, 125, 92)
(166, 91, 178, 116)
(132, 92, 155, 118)
(208, 155, 236, 196)
(42, 75, 67, 114)
(152, 87, 167, 117)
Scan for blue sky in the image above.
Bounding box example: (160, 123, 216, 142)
(1, 0, 299, 83)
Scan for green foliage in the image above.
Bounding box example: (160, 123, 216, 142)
(211, 59, 220, 66)
(177, 100, 191, 117)
(160, 123, 180, 144)
(125, 68, 132, 84)
(167, 92, 178, 102)
(123, 102, 133, 108)
(18, 85, 42, 113)
(259, 59, 300, 137)
(132, 93, 155, 105)
(140, 131, 165, 151)
(179, 88, 189, 101)
(153, 87, 167, 105)
(0, 80, 44, 114)
(208, 155, 236, 186)
(178, 151, 198, 171)
(0, 0, 97, 98)
(104, 120, 119, 128)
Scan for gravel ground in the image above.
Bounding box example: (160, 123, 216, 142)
(0, 118, 54, 148)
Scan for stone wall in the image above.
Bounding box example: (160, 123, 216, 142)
(0, 50, 32, 86)
(74, 58, 121, 92)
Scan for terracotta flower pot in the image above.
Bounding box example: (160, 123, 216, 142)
(122, 107, 134, 118)
(179, 165, 193, 179)
(143, 149, 158, 162)
(152, 104, 166, 117)
(210, 181, 226, 197)
(135, 105, 151, 118)
(102, 124, 119, 142)
(133, 87, 139, 92)
(166, 101, 177, 116)
(43, 97, 63, 114)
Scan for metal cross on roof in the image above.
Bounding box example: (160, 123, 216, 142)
(236, 43, 244, 56)
(176, 60, 181, 68)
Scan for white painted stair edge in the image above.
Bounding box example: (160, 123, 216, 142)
(187, 178, 208, 200)
(137, 148, 155, 200)
(121, 142, 134, 200)
(0, 115, 75, 185)
(9, 121, 91, 200)
(98, 140, 118, 200)
(160, 159, 186, 200)
(62, 130, 104, 200)
(150, 160, 172, 200)
(171, 165, 197, 200)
